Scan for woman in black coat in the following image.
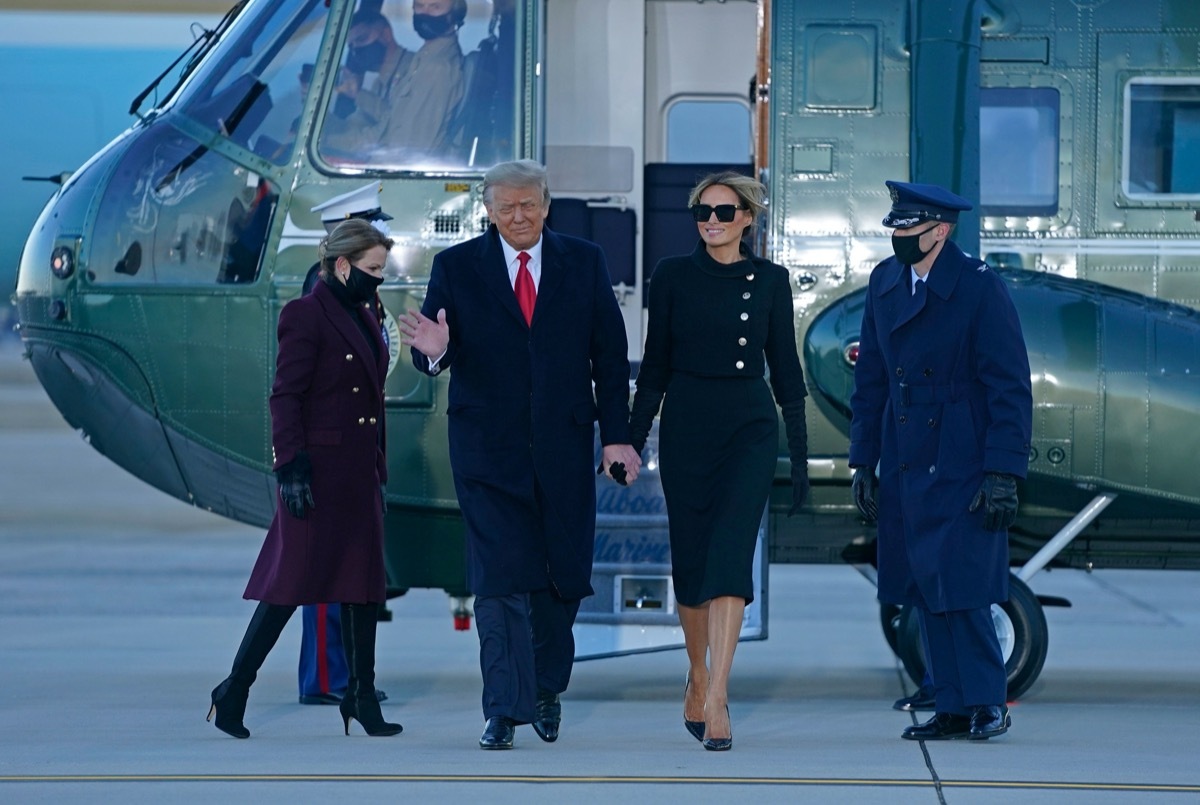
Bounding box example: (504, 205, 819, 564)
(207, 218, 400, 739)
(629, 172, 809, 751)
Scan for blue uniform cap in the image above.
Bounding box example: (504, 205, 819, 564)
(882, 180, 973, 228)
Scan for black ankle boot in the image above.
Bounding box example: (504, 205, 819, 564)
(207, 602, 294, 739)
(339, 603, 402, 737)
(208, 677, 250, 739)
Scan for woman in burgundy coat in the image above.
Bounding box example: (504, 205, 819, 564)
(207, 219, 400, 739)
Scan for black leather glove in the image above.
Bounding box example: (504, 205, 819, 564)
(628, 387, 665, 455)
(596, 460, 628, 486)
(969, 472, 1019, 531)
(276, 452, 314, 520)
(851, 466, 878, 523)
(781, 400, 809, 516)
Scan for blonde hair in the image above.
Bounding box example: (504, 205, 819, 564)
(318, 218, 394, 276)
(687, 171, 767, 222)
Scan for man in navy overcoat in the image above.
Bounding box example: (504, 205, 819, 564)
(849, 181, 1033, 741)
(400, 159, 641, 749)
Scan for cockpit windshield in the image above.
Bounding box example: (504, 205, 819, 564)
(316, 0, 520, 172)
(171, 0, 330, 165)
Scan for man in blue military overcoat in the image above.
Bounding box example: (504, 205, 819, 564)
(400, 160, 641, 749)
(849, 180, 1033, 741)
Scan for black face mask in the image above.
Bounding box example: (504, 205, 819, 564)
(345, 264, 385, 304)
(891, 223, 939, 266)
(347, 41, 386, 73)
(413, 12, 456, 40)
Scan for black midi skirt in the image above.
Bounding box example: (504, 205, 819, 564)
(658, 372, 777, 606)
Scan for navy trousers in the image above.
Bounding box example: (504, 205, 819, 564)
(917, 604, 1006, 715)
(298, 603, 348, 698)
(474, 589, 580, 723)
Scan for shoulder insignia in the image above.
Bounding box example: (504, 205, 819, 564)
(977, 263, 989, 272)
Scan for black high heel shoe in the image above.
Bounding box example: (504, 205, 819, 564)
(684, 673, 704, 742)
(702, 705, 732, 751)
(207, 678, 250, 739)
(340, 695, 403, 737)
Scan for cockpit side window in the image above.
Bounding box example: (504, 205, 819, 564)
(173, 0, 329, 165)
(316, 0, 520, 173)
(88, 124, 278, 286)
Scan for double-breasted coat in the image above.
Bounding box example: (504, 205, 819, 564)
(244, 279, 390, 606)
(849, 240, 1032, 612)
(412, 225, 631, 600)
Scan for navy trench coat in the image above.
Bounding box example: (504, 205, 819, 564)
(244, 279, 390, 606)
(849, 240, 1032, 612)
(412, 226, 631, 600)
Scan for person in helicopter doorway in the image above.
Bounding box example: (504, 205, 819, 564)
(849, 180, 1033, 741)
(323, 1, 466, 158)
(208, 218, 400, 739)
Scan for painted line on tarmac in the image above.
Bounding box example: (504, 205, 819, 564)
(1, 775, 1199, 793)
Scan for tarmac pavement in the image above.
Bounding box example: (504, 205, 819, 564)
(1, 339, 1199, 804)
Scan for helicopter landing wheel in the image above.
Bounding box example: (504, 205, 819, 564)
(895, 574, 1048, 701)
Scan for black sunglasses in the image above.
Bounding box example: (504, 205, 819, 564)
(690, 203, 746, 223)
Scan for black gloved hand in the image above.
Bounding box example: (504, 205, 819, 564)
(789, 464, 810, 516)
(969, 472, 1019, 531)
(279, 478, 315, 519)
(276, 451, 314, 520)
(597, 460, 628, 486)
(851, 466, 878, 523)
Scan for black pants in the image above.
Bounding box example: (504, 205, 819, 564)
(474, 589, 580, 722)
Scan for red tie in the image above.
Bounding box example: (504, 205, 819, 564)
(515, 250, 536, 325)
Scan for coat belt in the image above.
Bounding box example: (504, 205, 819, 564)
(894, 381, 962, 406)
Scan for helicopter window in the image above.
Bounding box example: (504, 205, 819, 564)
(86, 124, 278, 286)
(664, 99, 751, 164)
(316, 0, 519, 172)
(980, 88, 1060, 217)
(1123, 79, 1200, 200)
(173, 0, 330, 165)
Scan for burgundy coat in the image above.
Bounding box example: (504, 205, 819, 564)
(244, 280, 389, 606)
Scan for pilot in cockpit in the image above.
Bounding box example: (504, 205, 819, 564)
(322, 1, 466, 159)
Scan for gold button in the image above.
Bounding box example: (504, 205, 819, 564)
(740, 312, 749, 321)
(735, 360, 745, 370)
(369, 417, 377, 425)
(345, 354, 354, 361)
(746, 273, 755, 281)
(738, 337, 747, 346)
(358, 417, 365, 425)
(352, 387, 360, 393)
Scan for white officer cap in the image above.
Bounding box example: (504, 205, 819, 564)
(311, 181, 393, 234)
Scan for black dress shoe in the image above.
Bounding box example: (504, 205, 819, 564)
(901, 712, 972, 741)
(299, 692, 342, 705)
(532, 690, 562, 743)
(969, 705, 1011, 739)
(299, 688, 387, 705)
(479, 716, 516, 750)
(893, 684, 936, 712)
